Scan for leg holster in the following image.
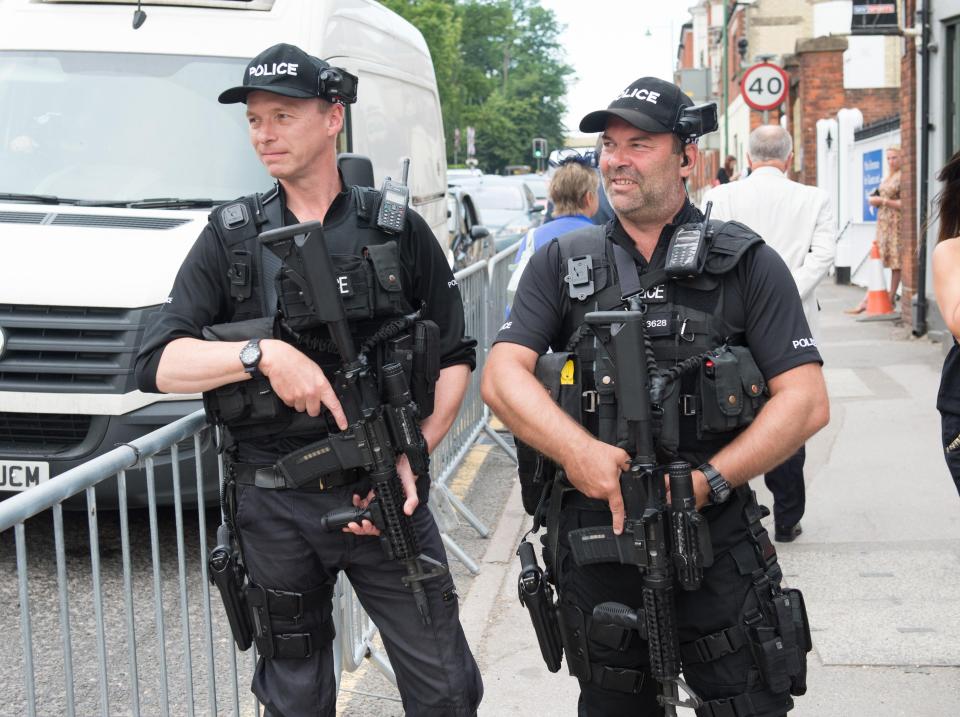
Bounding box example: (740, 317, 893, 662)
(681, 491, 811, 715)
(558, 603, 647, 694)
(246, 582, 335, 660)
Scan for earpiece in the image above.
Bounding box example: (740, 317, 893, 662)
(681, 154, 690, 167)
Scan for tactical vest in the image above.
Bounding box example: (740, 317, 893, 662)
(555, 220, 766, 467)
(204, 185, 425, 443)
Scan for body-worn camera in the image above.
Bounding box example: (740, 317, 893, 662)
(318, 66, 358, 105)
(675, 102, 719, 143)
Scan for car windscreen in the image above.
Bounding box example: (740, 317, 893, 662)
(0, 51, 269, 202)
(472, 186, 525, 211)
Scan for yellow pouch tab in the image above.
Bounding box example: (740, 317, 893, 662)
(560, 359, 576, 385)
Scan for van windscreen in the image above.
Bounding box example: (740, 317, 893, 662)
(0, 51, 270, 203)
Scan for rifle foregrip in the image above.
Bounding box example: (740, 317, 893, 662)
(643, 584, 680, 681)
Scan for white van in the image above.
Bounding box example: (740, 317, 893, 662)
(0, 0, 448, 503)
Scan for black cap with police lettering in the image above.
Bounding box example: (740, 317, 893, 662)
(579, 77, 693, 134)
(218, 43, 334, 105)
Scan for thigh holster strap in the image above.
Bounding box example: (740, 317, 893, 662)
(247, 583, 334, 660)
(680, 625, 746, 665)
(696, 689, 793, 717)
(589, 663, 646, 693)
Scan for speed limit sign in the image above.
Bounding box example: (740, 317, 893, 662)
(740, 63, 789, 112)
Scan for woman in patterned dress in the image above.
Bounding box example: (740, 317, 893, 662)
(846, 146, 902, 314)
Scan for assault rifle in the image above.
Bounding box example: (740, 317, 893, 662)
(259, 221, 446, 625)
(566, 308, 713, 715)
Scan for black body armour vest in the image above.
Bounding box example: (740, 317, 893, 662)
(556, 221, 765, 467)
(206, 185, 418, 447)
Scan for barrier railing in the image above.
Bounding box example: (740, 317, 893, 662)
(0, 248, 520, 715)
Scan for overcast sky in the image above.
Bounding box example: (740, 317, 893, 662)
(538, 1, 695, 134)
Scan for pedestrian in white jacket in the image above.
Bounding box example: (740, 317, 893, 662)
(701, 124, 836, 544)
(702, 125, 836, 340)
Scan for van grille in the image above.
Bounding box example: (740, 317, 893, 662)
(49, 214, 190, 230)
(0, 304, 159, 393)
(0, 211, 46, 225)
(0, 211, 189, 230)
(0, 413, 92, 452)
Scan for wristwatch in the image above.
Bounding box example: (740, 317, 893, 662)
(699, 462, 732, 506)
(239, 338, 263, 377)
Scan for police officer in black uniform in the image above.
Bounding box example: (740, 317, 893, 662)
(135, 43, 482, 717)
(482, 78, 830, 715)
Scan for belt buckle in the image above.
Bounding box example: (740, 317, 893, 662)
(680, 394, 698, 416)
(582, 390, 598, 413)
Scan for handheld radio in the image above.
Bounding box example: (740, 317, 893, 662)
(376, 157, 411, 234)
(664, 201, 713, 278)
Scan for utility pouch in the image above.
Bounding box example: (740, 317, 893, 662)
(516, 352, 580, 515)
(411, 320, 440, 419)
(775, 588, 811, 695)
(698, 345, 767, 437)
(747, 624, 792, 694)
(363, 243, 406, 316)
(201, 316, 275, 343)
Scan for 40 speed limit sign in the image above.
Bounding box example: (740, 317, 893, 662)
(740, 63, 789, 111)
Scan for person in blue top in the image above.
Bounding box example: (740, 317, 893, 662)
(522, 157, 600, 252)
(507, 158, 600, 313)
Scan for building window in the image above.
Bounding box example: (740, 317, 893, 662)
(945, 18, 960, 158)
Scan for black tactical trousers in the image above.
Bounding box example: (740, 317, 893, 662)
(555, 502, 797, 717)
(763, 446, 806, 530)
(235, 482, 483, 717)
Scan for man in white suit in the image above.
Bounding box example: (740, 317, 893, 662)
(703, 124, 835, 542)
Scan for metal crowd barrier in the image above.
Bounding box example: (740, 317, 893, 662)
(0, 249, 521, 715)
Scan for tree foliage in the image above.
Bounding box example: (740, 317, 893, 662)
(382, 0, 573, 173)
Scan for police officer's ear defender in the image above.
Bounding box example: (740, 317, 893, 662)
(316, 64, 359, 105)
(674, 102, 719, 143)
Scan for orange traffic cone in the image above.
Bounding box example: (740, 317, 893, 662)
(863, 240, 894, 315)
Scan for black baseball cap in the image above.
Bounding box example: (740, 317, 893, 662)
(579, 77, 693, 134)
(218, 43, 334, 104)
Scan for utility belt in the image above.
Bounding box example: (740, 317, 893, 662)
(231, 462, 362, 492)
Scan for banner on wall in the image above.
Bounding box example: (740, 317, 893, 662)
(851, 1, 899, 36)
(862, 148, 883, 222)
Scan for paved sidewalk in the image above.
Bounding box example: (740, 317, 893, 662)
(460, 280, 960, 716)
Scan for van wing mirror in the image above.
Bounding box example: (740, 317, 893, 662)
(470, 225, 490, 240)
(337, 153, 375, 188)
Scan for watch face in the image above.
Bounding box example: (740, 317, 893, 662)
(240, 341, 261, 368)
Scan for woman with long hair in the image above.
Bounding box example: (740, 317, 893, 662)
(932, 149, 960, 496)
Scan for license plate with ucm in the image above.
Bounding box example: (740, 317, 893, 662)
(0, 460, 50, 492)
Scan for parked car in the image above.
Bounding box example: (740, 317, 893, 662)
(447, 186, 492, 270)
(470, 177, 543, 252)
(511, 173, 549, 212)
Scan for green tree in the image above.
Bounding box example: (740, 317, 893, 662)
(385, 0, 572, 172)
(458, 0, 572, 172)
(379, 0, 465, 156)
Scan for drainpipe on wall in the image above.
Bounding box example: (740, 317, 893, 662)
(913, 0, 931, 336)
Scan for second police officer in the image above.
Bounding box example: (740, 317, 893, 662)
(482, 78, 830, 715)
(135, 44, 482, 717)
